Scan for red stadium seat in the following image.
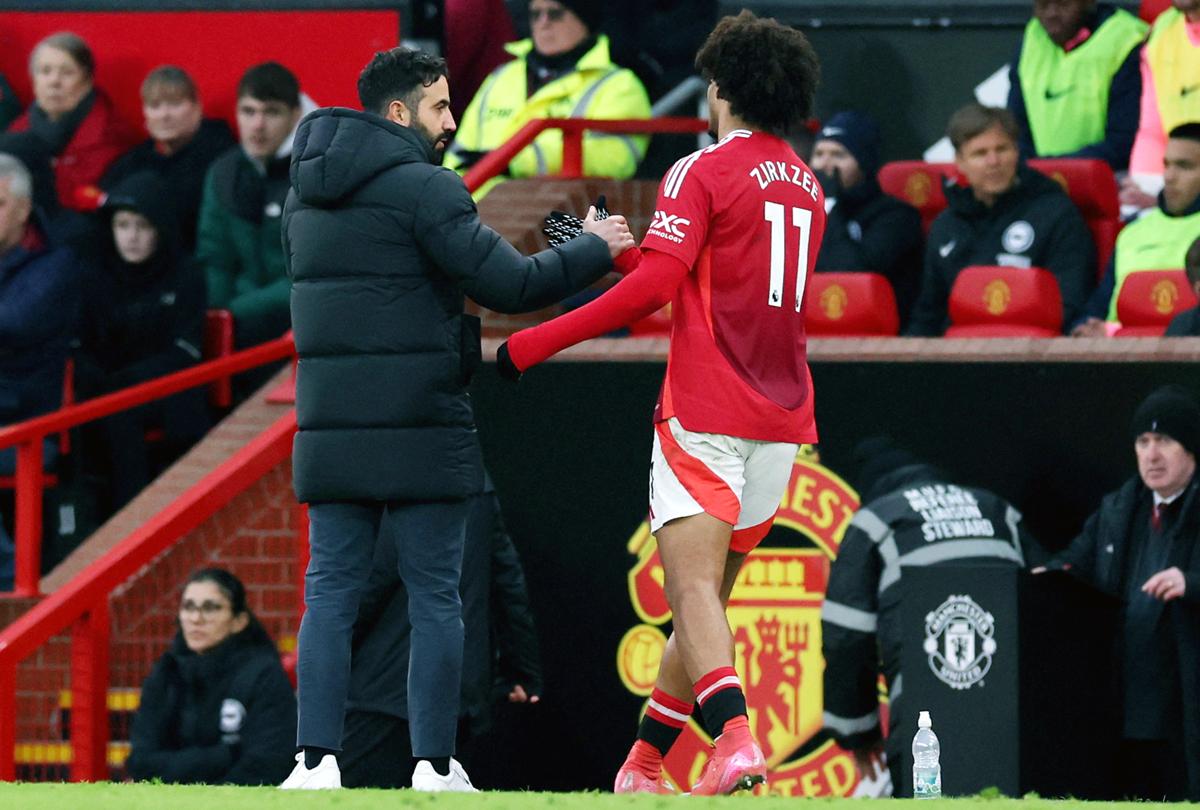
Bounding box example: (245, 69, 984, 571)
(945, 266, 1062, 337)
(1028, 158, 1121, 273)
(1113, 270, 1199, 337)
(878, 161, 950, 235)
(806, 272, 900, 336)
(878, 159, 1120, 274)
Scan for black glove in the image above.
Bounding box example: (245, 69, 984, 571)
(497, 341, 522, 381)
(542, 195, 609, 246)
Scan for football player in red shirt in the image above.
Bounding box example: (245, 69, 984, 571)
(498, 11, 824, 795)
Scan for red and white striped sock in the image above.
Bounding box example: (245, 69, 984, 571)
(693, 666, 747, 739)
(633, 688, 693, 761)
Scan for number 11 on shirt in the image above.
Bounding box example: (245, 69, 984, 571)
(764, 201, 812, 312)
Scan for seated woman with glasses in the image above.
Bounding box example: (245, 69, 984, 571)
(126, 568, 296, 785)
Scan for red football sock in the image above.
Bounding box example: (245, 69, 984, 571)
(624, 739, 663, 777)
(715, 715, 752, 756)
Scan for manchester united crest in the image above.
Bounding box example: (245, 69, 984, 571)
(922, 594, 997, 690)
(615, 448, 867, 796)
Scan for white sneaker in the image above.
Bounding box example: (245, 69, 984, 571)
(279, 752, 342, 789)
(411, 758, 478, 792)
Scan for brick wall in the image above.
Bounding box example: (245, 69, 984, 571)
(4, 378, 301, 775)
(108, 463, 299, 693)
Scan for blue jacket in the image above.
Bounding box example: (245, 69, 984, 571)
(0, 219, 81, 424)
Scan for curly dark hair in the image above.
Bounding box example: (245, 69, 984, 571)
(694, 11, 821, 135)
(358, 47, 448, 116)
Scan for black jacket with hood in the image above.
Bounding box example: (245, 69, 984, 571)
(821, 464, 1045, 762)
(126, 628, 297, 786)
(284, 108, 613, 503)
(907, 164, 1095, 335)
(77, 172, 206, 397)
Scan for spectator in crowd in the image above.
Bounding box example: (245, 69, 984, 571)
(0, 73, 20, 131)
(443, 0, 652, 197)
(6, 32, 136, 211)
(195, 62, 299, 350)
(0, 153, 81, 590)
(0, 131, 91, 251)
(822, 438, 1045, 797)
(126, 568, 297, 785)
(1072, 123, 1200, 335)
(1039, 385, 1200, 802)
(102, 66, 236, 252)
(1124, 0, 1200, 210)
(812, 111, 924, 327)
(906, 104, 1095, 336)
(340, 479, 543, 788)
(1165, 235, 1200, 335)
(1008, 0, 1146, 172)
(75, 172, 207, 510)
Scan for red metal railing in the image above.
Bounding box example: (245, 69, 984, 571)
(462, 117, 708, 194)
(0, 116, 703, 782)
(0, 336, 295, 598)
(0, 409, 297, 781)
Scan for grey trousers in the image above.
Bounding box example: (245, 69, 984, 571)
(296, 499, 468, 756)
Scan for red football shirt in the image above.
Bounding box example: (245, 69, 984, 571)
(644, 129, 825, 443)
(506, 128, 826, 443)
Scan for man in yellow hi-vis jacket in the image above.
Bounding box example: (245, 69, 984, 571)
(444, 0, 651, 197)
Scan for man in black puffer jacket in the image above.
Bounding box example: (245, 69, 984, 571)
(280, 47, 633, 791)
(906, 103, 1095, 336)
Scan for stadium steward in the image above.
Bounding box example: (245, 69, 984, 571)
(822, 438, 1045, 797)
(339, 477, 542, 788)
(443, 0, 651, 197)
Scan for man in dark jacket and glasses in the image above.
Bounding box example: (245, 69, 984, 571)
(280, 46, 633, 791)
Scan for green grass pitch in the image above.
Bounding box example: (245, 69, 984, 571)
(0, 783, 1184, 809)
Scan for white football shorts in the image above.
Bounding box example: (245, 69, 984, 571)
(649, 417, 798, 553)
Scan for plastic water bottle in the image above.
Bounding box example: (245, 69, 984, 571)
(912, 710, 941, 798)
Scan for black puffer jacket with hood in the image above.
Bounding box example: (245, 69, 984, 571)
(284, 108, 613, 502)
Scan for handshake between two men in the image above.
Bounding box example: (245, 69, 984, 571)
(497, 196, 642, 381)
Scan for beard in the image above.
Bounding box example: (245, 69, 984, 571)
(415, 122, 452, 162)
